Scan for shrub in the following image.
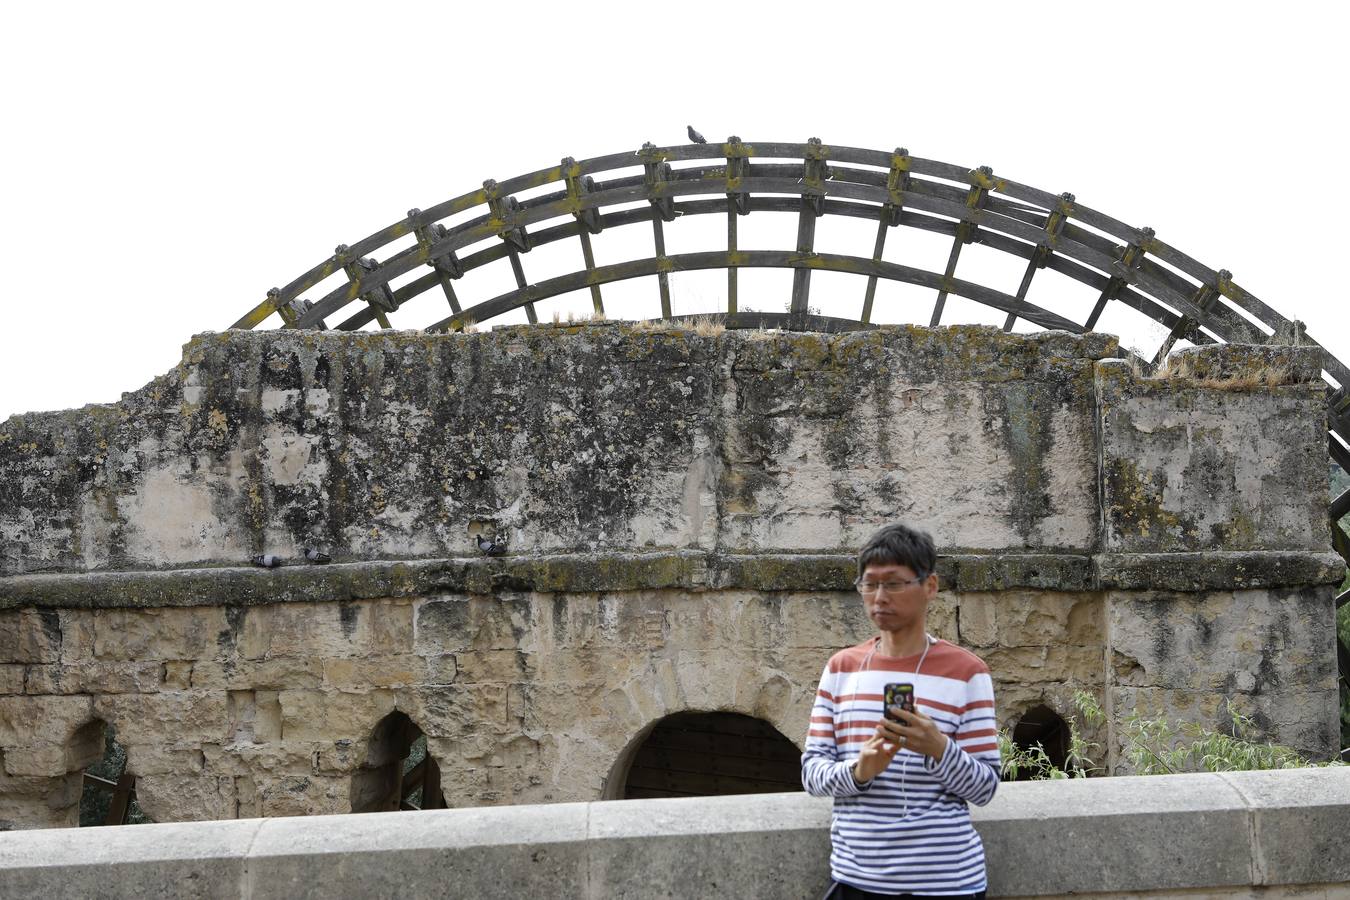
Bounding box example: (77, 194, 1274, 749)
(999, 691, 1344, 780)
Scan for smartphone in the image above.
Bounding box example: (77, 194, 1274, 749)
(884, 683, 915, 722)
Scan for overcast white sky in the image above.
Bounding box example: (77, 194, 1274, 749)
(2, 2, 1345, 421)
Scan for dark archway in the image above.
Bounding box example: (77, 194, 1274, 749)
(1009, 705, 1072, 779)
(350, 711, 445, 813)
(617, 711, 803, 800)
(75, 721, 149, 826)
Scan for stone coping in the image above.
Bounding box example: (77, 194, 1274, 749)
(0, 550, 1342, 610)
(0, 769, 1345, 898)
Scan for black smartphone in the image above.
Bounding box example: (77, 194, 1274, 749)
(884, 683, 915, 722)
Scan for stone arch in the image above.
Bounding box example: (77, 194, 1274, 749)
(605, 710, 803, 800)
(350, 710, 445, 812)
(72, 719, 145, 826)
(1009, 704, 1073, 777)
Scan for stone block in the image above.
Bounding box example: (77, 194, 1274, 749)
(588, 792, 833, 899)
(453, 649, 536, 684)
(277, 689, 396, 742)
(0, 666, 24, 694)
(162, 660, 193, 689)
(94, 691, 228, 745)
(541, 591, 611, 648)
(1107, 588, 1338, 694)
(980, 643, 1104, 685)
(414, 595, 534, 655)
(91, 607, 228, 662)
(134, 774, 236, 823)
(0, 694, 93, 746)
(240, 600, 413, 660)
(54, 612, 95, 665)
(190, 656, 323, 691)
(2, 742, 67, 777)
(668, 649, 768, 712)
(403, 684, 508, 740)
(274, 690, 324, 742)
(0, 610, 63, 664)
(1219, 767, 1350, 886)
(956, 590, 1104, 652)
(202, 740, 323, 776)
(321, 655, 426, 689)
(957, 594, 997, 647)
(0, 770, 84, 829)
(423, 654, 457, 685)
(976, 772, 1253, 894)
(0, 816, 256, 896)
(24, 660, 163, 695)
(245, 803, 589, 898)
(255, 773, 351, 817)
(1098, 358, 1326, 553)
(228, 689, 280, 744)
(120, 743, 206, 776)
(779, 593, 875, 651)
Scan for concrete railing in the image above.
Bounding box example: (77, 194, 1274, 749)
(1, 768, 1346, 898)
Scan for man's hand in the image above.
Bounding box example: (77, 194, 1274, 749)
(852, 732, 902, 783)
(853, 707, 949, 783)
(882, 707, 948, 762)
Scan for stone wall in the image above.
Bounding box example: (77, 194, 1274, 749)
(0, 325, 1341, 827)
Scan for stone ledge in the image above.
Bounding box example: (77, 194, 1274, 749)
(0, 769, 1345, 898)
(0, 550, 1342, 610)
(1093, 550, 1347, 591)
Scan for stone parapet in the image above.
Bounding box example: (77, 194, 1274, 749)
(0, 769, 1345, 898)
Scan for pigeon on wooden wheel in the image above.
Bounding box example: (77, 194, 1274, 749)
(687, 125, 707, 144)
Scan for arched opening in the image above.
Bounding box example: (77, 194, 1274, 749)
(1009, 705, 1072, 780)
(615, 711, 803, 799)
(75, 721, 149, 826)
(350, 711, 445, 812)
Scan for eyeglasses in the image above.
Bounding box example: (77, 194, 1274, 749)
(853, 575, 926, 595)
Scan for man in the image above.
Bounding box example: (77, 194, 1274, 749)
(802, 523, 1000, 899)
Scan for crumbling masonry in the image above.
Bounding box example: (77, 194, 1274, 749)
(0, 324, 1340, 827)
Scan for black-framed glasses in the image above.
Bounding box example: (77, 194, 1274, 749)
(853, 575, 925, 595)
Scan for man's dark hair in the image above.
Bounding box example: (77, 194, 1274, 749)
(857, 523, 937, 579)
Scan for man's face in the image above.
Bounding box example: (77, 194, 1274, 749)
(860, 562, 936, 633)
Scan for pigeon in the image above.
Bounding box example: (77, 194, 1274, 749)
(251, 554, 283, 568)
(687, 125, 707, 144)
(303, 547, 331, 564)
(476, 534, 506, 556)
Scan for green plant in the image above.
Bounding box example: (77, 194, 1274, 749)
(999, 691, 1344, 781)
(1124, 701, 1340, 774)
(999, 690, 1104, 781)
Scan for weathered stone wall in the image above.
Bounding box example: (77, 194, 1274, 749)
(0, 325, 1340, 828)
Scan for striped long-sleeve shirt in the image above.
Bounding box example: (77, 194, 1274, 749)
(801, 637, 1000, 895)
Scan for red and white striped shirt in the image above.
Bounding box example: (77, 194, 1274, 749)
(801, 637, 1000, 895)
